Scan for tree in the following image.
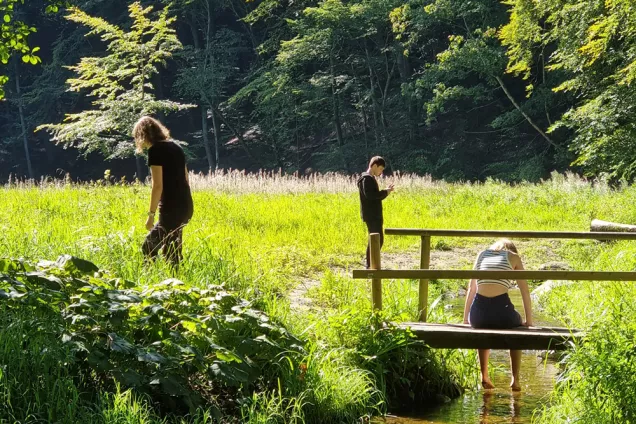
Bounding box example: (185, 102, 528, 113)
(37, 2, 193, 179)
(235, 0, 408, 171)
(173, 0, 244, 171)
(501, 0, 636, 180)
(0, 0, 68, 99)
(387, 0, 567, 179)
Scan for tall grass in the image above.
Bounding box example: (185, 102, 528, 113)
(3, 171, 636, 422)
(533, 242, 636, 423)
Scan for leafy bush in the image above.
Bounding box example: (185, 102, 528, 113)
(0, 255, 304, 417)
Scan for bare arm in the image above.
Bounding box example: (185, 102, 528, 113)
(512, 254, 533, 326)
(463, 278, 477, 324)
(463, 253, 481, 324)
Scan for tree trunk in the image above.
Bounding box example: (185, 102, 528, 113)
(189, 17, 215, 172)
(364, 45, 381, 146)
(213, 107, 254, 161)
(204, 4, 220, 170)
(397, 47, 416, 143)
(379, 52, 396, 139)
(201, 106, 214, 171)
(330, 55, 344, 147)
(362, 106, 369, 155)
(495, 76, 558, 150)
(330, 54, 348, 171)
(590, 219, 636, 233)
(541, 51, 553, 127)
(15, 61, 34, 179)
(210, 106, 221, 169)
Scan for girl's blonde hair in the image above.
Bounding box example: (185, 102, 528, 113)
(489, 238, 518, 254)
(133, 116, 170, 153)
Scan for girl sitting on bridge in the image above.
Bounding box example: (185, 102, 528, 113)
(462, 238, 533, 391)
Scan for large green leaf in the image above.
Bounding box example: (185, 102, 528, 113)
(25, 272, 63, 290)
(0, 259, 26, 273)
(108, 333, 136, 354)
(55, 255, 99, 274)
(210, 361, 250, 387)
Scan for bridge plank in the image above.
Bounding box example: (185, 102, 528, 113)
(385, 228, 636, 240)
(353, 269, 636, 281)
(399, 322, 582, 350)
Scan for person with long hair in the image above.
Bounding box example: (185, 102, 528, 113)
(133, 116, 193, 266)
(463, 239, 533, 391)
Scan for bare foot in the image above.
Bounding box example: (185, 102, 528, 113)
(510, 381, 521, 391)
(482, 380, 495, 390)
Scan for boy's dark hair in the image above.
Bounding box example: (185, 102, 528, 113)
(368, 156, 386, 168)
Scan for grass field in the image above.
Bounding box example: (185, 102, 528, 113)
(2, 171, 636, 423)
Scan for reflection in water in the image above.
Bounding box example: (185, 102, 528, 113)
(479, 390, 521, 424)
(378, 290, 560, 424)
(380, 351, 557, 423)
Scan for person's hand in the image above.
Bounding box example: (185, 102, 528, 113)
(387, 183, 395, 193)
(145, 215, 155, 231)
(522, 320, 533, 327)
(463, 319, 469, 325)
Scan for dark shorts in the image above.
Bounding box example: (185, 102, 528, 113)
(469, 293, 522, 329)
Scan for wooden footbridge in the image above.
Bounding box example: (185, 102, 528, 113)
(352, 229, 636, 350)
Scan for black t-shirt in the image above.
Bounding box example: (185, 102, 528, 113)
(147, 140, 193, 224)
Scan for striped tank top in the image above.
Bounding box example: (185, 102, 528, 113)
(475, 249, 515, 289)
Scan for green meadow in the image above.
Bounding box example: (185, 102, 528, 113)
(2, 171, 636, 423)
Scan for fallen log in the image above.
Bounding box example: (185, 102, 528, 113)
(590, 219, 636, 233)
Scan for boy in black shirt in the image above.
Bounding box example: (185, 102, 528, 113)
(133, 116, 194, 266)
(357, 156, 394, 268)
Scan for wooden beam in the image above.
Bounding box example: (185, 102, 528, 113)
(352, 269, 636, 281)
(369, 233, 382, 310)
(399, 322, 582, 350)
(384, 228, 636, 240)
(419, 235, 430, 322)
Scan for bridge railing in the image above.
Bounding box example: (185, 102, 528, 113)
(353, 229, 636, 322)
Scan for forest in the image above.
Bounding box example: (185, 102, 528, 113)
(1, 0, 634, 182)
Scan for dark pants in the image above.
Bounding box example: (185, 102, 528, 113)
(365, 220, 384, 269)
(142, 216, 187, 267)
(469, 293, 522, 329)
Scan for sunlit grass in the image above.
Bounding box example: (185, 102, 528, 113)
(3, 171, 636, 422)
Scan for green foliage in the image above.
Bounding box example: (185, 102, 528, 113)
(501, 0, 636, 180)
(235, 0, 412, 170)
(537, 280, 636, 422)
(37, 2, 193, 159)
(0, 0, 67, 99)
(385, 0, 564, 179)
(0, 254, 304, 415)
(174, 28, 243, 105)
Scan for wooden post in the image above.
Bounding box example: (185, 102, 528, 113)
(419, 235, 431, 322)
(369, 233, 382, 310)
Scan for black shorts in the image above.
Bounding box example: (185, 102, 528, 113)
(469, 293, 522, 329)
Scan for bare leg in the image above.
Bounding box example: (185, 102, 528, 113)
(478, 349, 495, 389)
(509, 349, 522, 391)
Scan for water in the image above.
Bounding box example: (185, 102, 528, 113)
(378, 290, 560, 424)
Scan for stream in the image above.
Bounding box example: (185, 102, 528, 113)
(377, 289, 560, 423)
